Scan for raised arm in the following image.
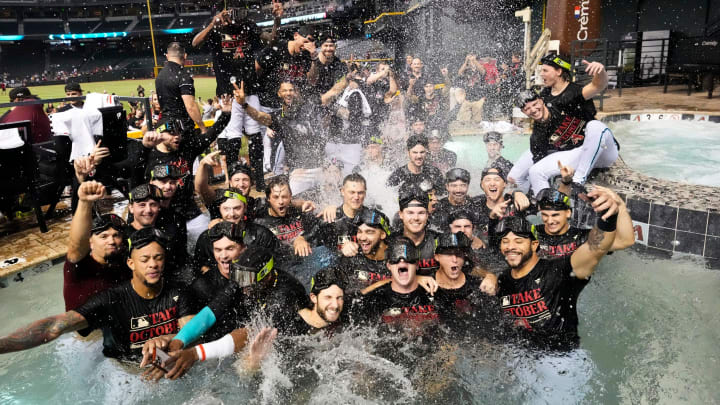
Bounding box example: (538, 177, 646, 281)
(67, 181, 106, 263)
(194, 151, 222, 208)
(0, 311, 88, 354)
(570, 188, 619, 279)
(192, 10, 226, 48)
(259, 0, 283, 44)
(233, 81, 272, 127)
(581, 60, 608, 100)
(594, 186, 635, 251)
(321, 77, 348, 106)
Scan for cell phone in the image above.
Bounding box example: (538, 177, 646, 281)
(151, 347, 171, 373)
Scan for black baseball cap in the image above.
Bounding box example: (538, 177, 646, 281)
(129, 184, 164, 203)
(310, 266, 347, 295)
(446, 168, 470, 184)
(317, 30, 336, 44)
(64, 82, 82, 92)
(495, 216, 537, 240)
(91, 213, 126, 235)
(541, 54, 572, 71)
(155, 117, 185, 135)
(483, 131, 503, 144)
(9, 87, 32, 100)
(447, 209, 474, 226)
(536, 188, 572, 211)
(297, 25, 316, 39)
(398, 183, 430, 210)
(515, 89, 540, 109)
(353, 207, 391, 235)
(435, 231, 471, 254)
(387, 237, 419, 264)
(214, 187, 248, 206)
(481, 167, 506, 182)
(228, 162, 252, 180)
(208, 220, 245, 244)
(127, 227, 169, 252)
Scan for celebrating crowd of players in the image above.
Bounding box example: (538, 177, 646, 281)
(0, 2, 635, 384)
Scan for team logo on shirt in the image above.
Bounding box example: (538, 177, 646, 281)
(129, 306, 179, 349)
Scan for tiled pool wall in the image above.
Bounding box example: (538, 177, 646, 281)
(597, 111, 720, 268)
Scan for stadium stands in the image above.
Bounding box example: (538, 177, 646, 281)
(68, 19, 101, 34)
(0, 20, 17, 35)
(134, 15, 175, 32)
(23, 20, 66, 35)
(94, 19, 134, 33)
(173, 14, 211, 29)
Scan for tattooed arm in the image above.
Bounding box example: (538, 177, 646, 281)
(570, 188, 619, 279)
(0, 311, 89, 354)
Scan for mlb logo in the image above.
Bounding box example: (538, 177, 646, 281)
(502, 296, 510, 306)
(574, 6, 581, 18)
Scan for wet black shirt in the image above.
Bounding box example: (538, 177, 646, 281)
(257, 41, 312, 108)
(498, 256, 589, 349)
(430, 196, 483, 233)
(530, 108, 587, 163)
(155, 208, 189, 272)
(317, 206, 359, 251)
(268, 97, 326, 171)
(253, 206, 321, 246)
(350, 284, 439, 329)
(75, 281, 191, 361)
(336, 253, 390, 293)
(187, 266, 242, 341)
(278, 310, 346, 336)
(388, 230, 440, 276)
(386, 163, 444, 192)
(426, 148, 457, 174)
(537, 225, 590, 259)
(155, 61, 195, 124)
(193, 222, 280, 270)
(540, 82, 596, 122)
(312, 57, 347, 94)
(434, 274, 504, 336)
(206, 19, 263, 96)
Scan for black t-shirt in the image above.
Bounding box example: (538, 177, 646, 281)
(530, 109, 588, 163)
(336, 253, 390, 294)
(540, 82, 596, 122)
(74, 281, 191, 361)
(155, 61, 195, 124)
(253, 206, 321, 247)
(209, 270, 310, 329)
(257, 41, 312, 108)
(434, 274, 504, 336)
(278, 310, 346, 336)
(426, 148, 456, 174)
(386, 163, 444, 192)
(430, 196, 483, 233)
(317, 206, 359, 251)
(193, 222, 280, 271)
(497, 256, 589, 349)
(312, 57, 347, 94)
(537, 225, 590, 259)
(365, 79, 391, 126)
(187, 266, 248, 341)
(458, 70, 486, 101)
(349, 283, 439, 329)
(206, 19, 263, 96)
(387, 230, 440, 276)
(485, 156, 514, 177)
(268, 97, 326, 171)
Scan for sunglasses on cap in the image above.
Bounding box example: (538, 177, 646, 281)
(495, 216, 538, 240)
(127, 227, 169, 251)
(215, 189, 248, 205)
(150, 164, 182, 180)
(446, 168, 470, 184)
(536, 188, 571, 210)
(229, 256, 275, 287)
(156, 118, 185, 135)
(208, 221, 245, 243)
(541, 54, 572, 71)
(353, 209, 391, 236)
(129, 184, 164, 203)
(91, 213, 126, 234)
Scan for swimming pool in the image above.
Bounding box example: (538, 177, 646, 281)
(606, 118, 720, 187)
(1, 249, 719, 403)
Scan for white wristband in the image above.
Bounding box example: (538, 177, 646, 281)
(195, 334, 236, 361)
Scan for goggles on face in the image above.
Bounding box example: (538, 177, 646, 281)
(127, 227, 169, 251)
(495, 216, 537, 240)
(387, 242, 419, 264)
(129, 184, 164, 203)
(150, 164, 182, 180)
(353, 208, 391, 236)
(91, 213, 126, 234)
(229, 256, 274, 287)
(156, 118, 185, 135)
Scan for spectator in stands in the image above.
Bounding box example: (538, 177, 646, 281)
(1, 87, 52, 144)
(137, 85, 145, 98)
(63, 82, 84, 109)
(155, 42, 206, 134)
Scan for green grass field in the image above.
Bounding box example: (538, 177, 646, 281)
(2, 77, 219, 114)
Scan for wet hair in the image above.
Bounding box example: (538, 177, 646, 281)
(166, 42, 185, 58)
(342, 173, 367, 187)
(265, 175, 291, 196)
(406, 135, 429, 150)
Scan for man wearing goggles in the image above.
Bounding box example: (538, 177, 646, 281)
(1, 226, 192, 363)
(539, 54, 606, 123)
(64, 180, 129, 311)
(337, 207, 392, 293)
(390, 185, 441, 276)
(348, 237, 439, 328)
(496, 186, 620, 350)
(193, 188, 280, 274)
(535, 182, 634, 259)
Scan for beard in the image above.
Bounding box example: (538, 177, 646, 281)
(317, 305, 339, 323)
(506, 248, 534, 270)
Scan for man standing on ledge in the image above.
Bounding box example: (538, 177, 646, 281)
(155, 42, 206, 134)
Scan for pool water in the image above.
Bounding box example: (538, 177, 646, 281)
(607, 120, 720, 187)
(1, 251, 719, 404)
